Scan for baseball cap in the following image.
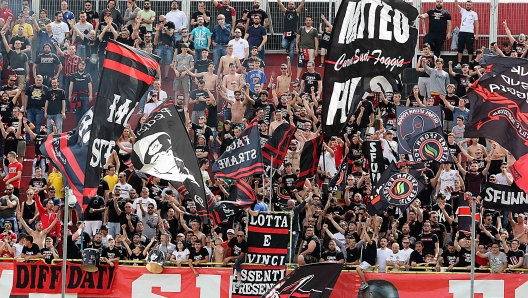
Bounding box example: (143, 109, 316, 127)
(386, 130, 394, 135)
(227, 229, 235, 234)
(177, 233, 185, 237)
(100, 224, 108, 230)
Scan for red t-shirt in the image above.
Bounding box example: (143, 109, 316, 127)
(7, 161, 22, 188)
(329, 144, 344, 167)
(0, 8, 13, 22)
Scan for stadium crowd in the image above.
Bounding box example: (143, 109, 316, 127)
(0, 0, 525, 291)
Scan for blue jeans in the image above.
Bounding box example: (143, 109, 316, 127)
(107, 222, 121, 238)
(47, 114, 63, 134)
(75, 96, 89, 124)
(282, 37, 296, 62)
(195, 50, 206, 64)
(157, 45, 174, 65)
(224, 108, 232, 121)
(139, 85, 153, 111)
(213, 44, 227, 72)
(234, 257, 243, 272)
(32, 156, 47, 178)
(27, 108, 44, 143)
(173, 33, 183, 42)
(257, 46, 265, 62)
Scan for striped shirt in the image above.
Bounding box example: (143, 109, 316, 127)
(63, 52, 82, 76)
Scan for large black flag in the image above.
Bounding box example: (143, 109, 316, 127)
(261, 263, 343, 298)
(84, 41, 160, 197)
(464, 57, 528, 192)
(213, 120, 264, 179)
(329, 157, 348, 192)
(296, 135, 324, 190)
(262, 123, 296, 168)
(409, 126, 453, 163)
(322, 0, 418, 136)
(481, 183, 528, 212)
(396, 106, 443, 155)
(369, 161, 425, 214)
(131, 101, 207, 221)
(41, 109, 94, 207)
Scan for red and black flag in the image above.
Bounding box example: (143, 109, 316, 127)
(262, 123, 296, 169)
(262, 262, 343, 298)
(40, 109, 94, 207)
(131, 101, 209, 222)
(322, 0, 418, 136)
(296, 135, 324, 190)
(458, 192, 481, 234)
(329, 157, 348, 192)
(465, 56, 528, 192)
(369, 161, 425, 215)
(247, 213, 291, 266)
(408, 126, 453, 163)
(84, 41, 160, 197)
(226, 179, 257, 207)
(213, 120, 264, 179)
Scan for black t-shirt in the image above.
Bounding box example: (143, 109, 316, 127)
(247, 9, 268, 27)
(120, 213, 139, 236)
(194, 58, 212, 74)
(346, 247, 360, 263)
(191, 10, 211, 28)
(441, 249, 458, 266)
(410, 250, 426, 264)
(40, 247, 55, 264)
(29, 177, 47, 201)
(300, 235, 321, 259)
(324, 206, 345, 233)
(34, 53, 61, 77)
(228, 238, 248, 256)
(430, 223, 446, 247)
(301, 71, 322, 93)
(242, 57, 265, 71)
(189, 246, 209, 262)
(457, 247, 472, 267)
(158, 21, 176, 46)
(205, 104, 218, 128)
(419, 55, 435, 78)
(507, 250, 524, 266)
(282, 173, 297, 188)
(426, 9, 451, 34)
(70, 71, 92, 93)
(321, 250, 344, 262)
(101, 246, 122, 260)
(361, 241, 377, 265)
(105, 197, 126, 222)
(97, 179, 110, 197)
(84, 195, 105, 221)
(431, 204, 454, 233)
(454, 73, 474, 98)
(416, 232, 439, 256)
(66, 235, 82, 259)
(195, 144, 209, 156)
(468, 59, 481, 80)
(25, 85, 49, 109)
(353, 99, 374, 128)
(22, 244, 41, 257)
(0, 99, 15, 123)
(85, 10, 100, 29)
(191, 123, 212, 143)
(476, 224, 499, 246)
(441, 94, 459, 121)
(46, 88, 66, 114)
(83, 38, 101, 71)
(7, 49, 28, 70)
(190, 89, 209, 111)
(9, 36, 30, 51)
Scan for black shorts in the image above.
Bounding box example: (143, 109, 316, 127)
(302, 254, 318, 264)
(458, 32, 475, 54)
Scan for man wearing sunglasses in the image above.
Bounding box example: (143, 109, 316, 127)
(223, 231, 248, 288)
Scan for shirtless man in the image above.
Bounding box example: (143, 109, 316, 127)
(217, 44, 242, 76)
(18, 216, 60, 249)
(459, 138, 487, 159)
(180, 217, 207, 246)
(222, 62, 244, 88)
(222, 86, 255, 126)
(269, 110, 287, 135)
(487, 139, 508, 175)
(276, 57, 292, 95)
(186, 62, 218, 91)
(509, 213, 528, 247)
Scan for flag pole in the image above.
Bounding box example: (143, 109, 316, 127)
(470, 192, 476, 298)
(61, 187, 71, 298)
(269, 155, 273, 210)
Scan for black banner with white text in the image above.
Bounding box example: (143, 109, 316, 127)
(364, 141, 385, 186)
(481, 183, 528, 212)
(231, 265, 286, 298)
(247, 213, 291, 266)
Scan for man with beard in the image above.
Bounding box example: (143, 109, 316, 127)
(32, 18, 56, 55)
(77, 29, 100, 91)
(89, 232, 104, 252)
(320, 239, 344, 263)
(428, 211, 448, 249)
(418, 0, 452, 58)
(1, 33, 29, 85)
(68, 61, 92, 123)
(386, 242, 405, 271)
(22, 76, 48, 143)
(246, 0, 269, 30)
(18, 216, 59, 249)
(101, 237, 121, 266)
(84, 1, 100, 30)
(223, 88, 254, 127)
(417, 220, 439, 259)
(399, 210, 423, 239)
(431, 193, 454, 238)
(212, 0, 236, 35)
(436, 241, 459, 271)
(244, 15, 266, 61)
(297, 225, 321, 265)
(189, 16, 211, 62)
(453, 0, 479, 68)
(104, 188, 126, 237)
(277, 0, 305, 62)
(455, 157, 491, 195)
(32, 44, 61, 87)
(44, 78, 66, 133)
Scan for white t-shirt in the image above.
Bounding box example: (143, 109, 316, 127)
(132, 197, 157, 221)
(113, 182, 133, 199)
(228, 38, 249, 60)
(318, 151, 337, 177)
(439, 170, 459, 200)
(51, 21, 70, 44)
(172, 249, 190, 262)
(201, 170, 210, 184)
(387, 250, 406, 267)
(144, 89, 167, 116)
(459, 8, 478, 33)
(495, 172, 513, 186)
(376, 248, 390, 273)
(400, 248, 414, 265)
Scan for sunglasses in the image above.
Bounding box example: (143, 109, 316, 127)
(281, 68, 287, 70)
(237, 235, 244, 237)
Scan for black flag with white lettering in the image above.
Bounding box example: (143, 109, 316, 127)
(262, 123, 296, 169)
(131, 101, 207, 222)
(322, 0, 418, 136)
(363, 140, 385, 186)
(329, 157, 348, 192)
(481, 183, 528, 212)
(213, 120, 264, 179)
(85, 41, 160, 197)
(261, 262, 343, 298)
(247, 213, 291, 266)
(296, 135, 324, 190)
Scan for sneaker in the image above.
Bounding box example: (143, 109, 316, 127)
(68, 221, 73, 226)
(319, 64, 324, 67)
(235, 280, 241, 288)
(164, 76, 169, 82)
(359, 282, 369, 291)
(138, 109, 144, 114)
(454, 63, 462, 69)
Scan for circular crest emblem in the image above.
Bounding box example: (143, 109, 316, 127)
(383, 173, 419, 207)
(412, 131, 449, 162)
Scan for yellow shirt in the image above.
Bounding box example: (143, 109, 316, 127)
(12, 23, 34, 38)
(104, 174, 119, 193)
(48, 172, 64, 198)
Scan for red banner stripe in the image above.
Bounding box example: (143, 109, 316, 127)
(248, 226, 289, 234)
(103, 60, 156, 84)
(106, 41, 159, 70)
(247, 247, 288, 254)
(216, 162, 264, 179)
(458, 207, 472, 216)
